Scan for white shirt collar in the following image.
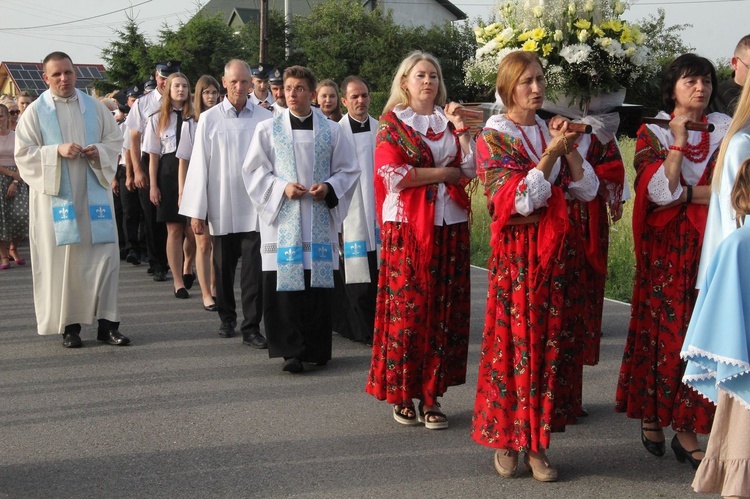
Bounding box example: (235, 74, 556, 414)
(393, 105, 448, 135)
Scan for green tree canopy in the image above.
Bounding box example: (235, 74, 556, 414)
(99, 16, 152, 92)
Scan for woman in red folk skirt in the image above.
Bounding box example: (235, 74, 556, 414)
(366, 51, 475, 430)
(615, 53, 731, 468)
(471, 51, 600, 482)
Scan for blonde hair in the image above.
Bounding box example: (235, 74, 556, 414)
(157, 72, 193, 138)
(731, 157, 750, 226)
(712, 70, 750, 191)
(99, 97, 117, 112)
(383, 51, 447, 114)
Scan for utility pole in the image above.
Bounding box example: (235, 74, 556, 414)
(259, 0, 269, 63)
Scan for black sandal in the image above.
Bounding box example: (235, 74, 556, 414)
(393, 404, 418, 426)
(418, 402, 449, 430)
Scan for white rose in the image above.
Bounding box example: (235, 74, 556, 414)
(554, 29, 564, 42)
(578, 29, 589, 43)
(614, 1, 626, 14)
(584, 0, 595, 12)
(533, 5, 544, 18)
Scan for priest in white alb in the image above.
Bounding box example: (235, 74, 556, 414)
(243, 66, 359, 373)
(337, 75, 380, 345)
(14, 51, 128, 348)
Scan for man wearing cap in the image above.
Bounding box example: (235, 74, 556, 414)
(180, 59, 272, 348)
(336, 75, 379, 344)
(243, 65, 359, 373)
(14, 51, 129, 348)
(125, 61, 180, 281)
(268, 67, 286, 116)
(249, 64, 275, 108)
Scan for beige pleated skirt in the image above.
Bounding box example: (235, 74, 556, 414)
(692, 389, 750, 498)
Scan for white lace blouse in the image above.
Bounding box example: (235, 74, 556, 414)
(379, 105, 477, 225)
(484, 114, 599, 216)
(645, 111, 731, 205)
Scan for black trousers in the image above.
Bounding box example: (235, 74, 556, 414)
(263, 270, 333, 362)
(213, 231, 262, 335)
(341, 250, 378, 344)
(116, 165, 145, 254)
(137, 153, 167, 271)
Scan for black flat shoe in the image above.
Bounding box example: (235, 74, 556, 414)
(242, 331, 268, 349)
(183, 273, 195, 290)
(97, 330, 131, 346)
(62, 331, 82, 348)
(174, 288, 189, 299)
(282, 357, 303, 373)
(641, 426, 666, 457)
(671, 434, 703, 469)
(203, 303, 217, 311)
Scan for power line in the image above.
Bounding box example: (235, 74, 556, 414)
(0, 0, 153, 31)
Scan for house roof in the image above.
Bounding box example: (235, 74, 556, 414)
(436, 0, 466, 20)
(0, 61, 106, 96)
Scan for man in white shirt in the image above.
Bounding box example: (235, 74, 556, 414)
(243, 66, 359, 373)
(336, 75, 379, 344)
(180, 59, 272, 348)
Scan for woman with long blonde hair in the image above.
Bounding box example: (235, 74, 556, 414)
(143, 72, 194, 298)
(698, 70, 750, 282)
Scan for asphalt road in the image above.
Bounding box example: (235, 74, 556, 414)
(0, 246, 716, 498)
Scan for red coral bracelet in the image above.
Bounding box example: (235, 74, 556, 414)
(669, 145, 686, 153)
(454, 126, 470, 135)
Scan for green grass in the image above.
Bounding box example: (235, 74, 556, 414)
(469, 137, 636, 303)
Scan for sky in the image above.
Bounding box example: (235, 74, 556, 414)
(0, 0, 747, 67)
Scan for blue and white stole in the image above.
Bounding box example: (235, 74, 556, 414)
(273, 111, 334, 291)
(37, 89, 115, 246)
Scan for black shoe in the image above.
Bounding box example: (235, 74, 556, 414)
(242, 331, 268, 349)
(126, 250, 141, 265)
(282, 357, 303, 373)
(62, 331, 82, 348)
(183, 273, 195, 290)
(97, 329, 131, 346)
(671, 434, 702, 469)
(153, 270, 167, 282)
(203, 303, 217, 312)
(147, 267, 154, 275)
(218, 321, 236, 338)
(641, 426, 666, 457)
(174, 288, 189, 299)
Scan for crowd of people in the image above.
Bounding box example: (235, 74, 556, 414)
(4, 34, 750, 495)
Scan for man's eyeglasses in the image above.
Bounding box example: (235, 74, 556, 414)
(737, 57, 750, 69)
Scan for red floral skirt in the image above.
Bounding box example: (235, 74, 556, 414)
(615, 209, 715, 433)
(555, 199, 610, 424)
(471, 222, 565, 452)
(366, 222, 471, 407)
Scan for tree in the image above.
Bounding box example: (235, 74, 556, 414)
(237, 10, 295, 67)
(294, 0, 404, 91)
(628, 8, 694, 114)
(150, 12, 244, 85)
(99, 15, 153, 92)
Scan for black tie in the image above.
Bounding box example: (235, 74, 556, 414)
(174, 109, 183, 146)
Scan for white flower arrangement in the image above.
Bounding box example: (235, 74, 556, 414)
(465, 0, 659, 110)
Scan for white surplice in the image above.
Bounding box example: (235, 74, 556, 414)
(338, 113, 379, 253)
(14, 91, 124, 335)
(242, 108, 359, 271)
(179, 99, 272, 234)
